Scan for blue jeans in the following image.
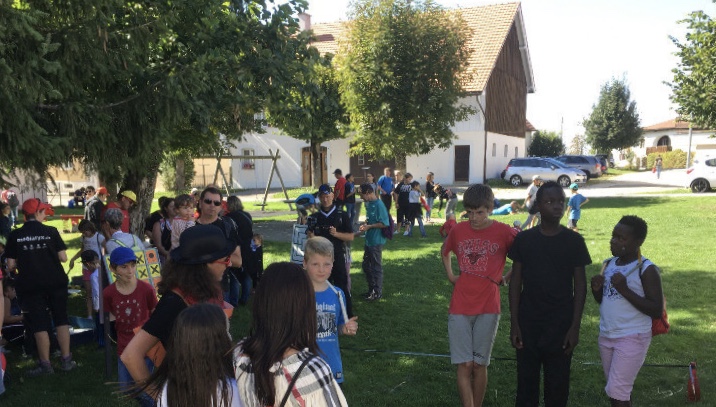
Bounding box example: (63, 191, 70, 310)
(345, 203, 356, 230)
(118, 357, 155, 407)
(362, 245, 384, 296)
(408, 215, 426, 237)
(426, 197, 435, 220)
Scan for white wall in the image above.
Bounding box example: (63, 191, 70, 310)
(637, 129, 715, 158)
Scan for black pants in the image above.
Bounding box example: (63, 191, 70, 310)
(516, 345, 573, 407)
(329, 252, 353, 318)
(380, 194, 392, 211)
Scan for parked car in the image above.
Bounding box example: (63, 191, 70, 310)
(501, 157, 587, 187)
(686, 157, 716, 193)
(554, 155, 603, 178)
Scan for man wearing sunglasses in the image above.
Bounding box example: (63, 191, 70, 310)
(196, 187, 243, 305)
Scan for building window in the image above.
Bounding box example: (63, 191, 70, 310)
(504, 145, 508, 157)
(242, 149, 255, 170)
(358, 155, 365, 165)
(657, 136, 671, 146)
(514, 147, 519, 157)
(492, 143, 496, 157)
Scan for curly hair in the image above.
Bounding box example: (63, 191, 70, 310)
(618, 215, 648, 241)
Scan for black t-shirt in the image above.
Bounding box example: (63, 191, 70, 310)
(508, 227, 591, 324)
(145, 210, 163, 234)
(84, 196, 105, 230)
(227, 210, 253, 265)
(5, 220, 68, 293)
(425, 181, 437, 199)
(395, 181, 412, 206)
(306, 206, 352, 255)
(141, 291, 187, 346)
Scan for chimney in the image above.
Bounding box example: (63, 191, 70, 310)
(298, 12, 311, 31)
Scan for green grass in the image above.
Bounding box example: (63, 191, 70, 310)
(3, 196, 716, 406)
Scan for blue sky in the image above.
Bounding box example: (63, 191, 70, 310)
(301, 0, 715, 143)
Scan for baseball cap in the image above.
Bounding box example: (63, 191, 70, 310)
(360, 183, 374, 194)
(569, 183, 579, 190)
(190, 187, 199, 195)
(120, 190, 137, 202)
(21, 198, 55, 216)
(97, 186, 108, 195)
(318, 184, 333, 195)
(532, 175, 542, 181)
(333, 168, 342, 175)
(109, 247, 137, 266)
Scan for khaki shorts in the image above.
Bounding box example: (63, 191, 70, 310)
(448, 313, 500, 366)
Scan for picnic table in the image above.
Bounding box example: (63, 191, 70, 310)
(60, 214, 84, 233)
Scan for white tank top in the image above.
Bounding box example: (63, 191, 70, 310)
(599, 256, 655, 338)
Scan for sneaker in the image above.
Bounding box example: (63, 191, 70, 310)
(27, 361, 54, 377)
(59, 357, 77, 372)
(362, 290, 374, 299)
(366, 292, 382, 301)
(403, 230, 410, 236)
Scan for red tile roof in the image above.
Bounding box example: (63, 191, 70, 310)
(310, 2, 533, 94)
(525, 119, 536, 132)
(643, 118, 705, 131)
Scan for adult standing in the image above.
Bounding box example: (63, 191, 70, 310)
(425, 172, 439, 222)
(393, 172, 413, 232)
(333, 169, 347, 209)
(6, 199, 76, 375)
(358, 184, 389, 301)
(102, 190, 136, 233)
(306, 184, 354, 317)
(121, 224, 237, 385)
(654, 155, 663, 179)
(377, 167, 395, 211)
(150, 197, 175, 262)
(521, 175, 542, 230)
(85, 186, 107, 231)
(104, 209, 145, 254)
(226, 195, 254, 305)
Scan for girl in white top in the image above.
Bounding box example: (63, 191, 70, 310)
(170, 194, 196, 250)
(139, 303, 242, 407)
(590, 215, 664, 407)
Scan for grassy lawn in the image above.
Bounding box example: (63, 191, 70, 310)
(2, 196, 715, 406)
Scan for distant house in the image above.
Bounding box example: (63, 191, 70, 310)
(205, 2, 535, 189)
(628, 118, 716, 163)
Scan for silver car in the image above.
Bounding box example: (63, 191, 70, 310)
(502, 157, 587, 187)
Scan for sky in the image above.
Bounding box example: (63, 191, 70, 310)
(298, 0, 716, 144)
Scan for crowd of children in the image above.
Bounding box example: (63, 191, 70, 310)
(1, 175, 665, 407)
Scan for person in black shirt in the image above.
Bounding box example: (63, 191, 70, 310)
(392, 172, 413, 232)
(306, 184, 355, 317)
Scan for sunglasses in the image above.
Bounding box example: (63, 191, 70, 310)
(213, 256, 231, 266)
(203, 199, 222, 206)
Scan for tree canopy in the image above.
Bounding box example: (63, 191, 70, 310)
(583, 78, 642, 152)
(669, 11, 716, 129)
(527, 130, 564, 157)
(0, 0, 309, 231)
(337, 0, 473, 168)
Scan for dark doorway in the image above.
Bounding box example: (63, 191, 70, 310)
(349, 154, 396, 185)
(454, 145, 470, 182)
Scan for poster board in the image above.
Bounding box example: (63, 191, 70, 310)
(290, 224, 308, 264)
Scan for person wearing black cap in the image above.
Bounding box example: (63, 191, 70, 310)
(6, 199, 76, 375)
(306, 184, 354, 317)
(121, 224, 237, 386)
(333, 169, 347, 209)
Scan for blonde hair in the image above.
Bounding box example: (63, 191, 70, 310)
(304, 236, 334, 261)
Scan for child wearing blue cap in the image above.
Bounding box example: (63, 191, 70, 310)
(104, 246, 158, 406)
(567, 183, 589, 232)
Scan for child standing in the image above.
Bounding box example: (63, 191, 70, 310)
(344, 173, 356, 230)
(508, 180, 591, 407)
(78, 251, 103, 344)
(441, 184, 517, 407)
(249, 234, 264, 285)
(68, 220, 105, 318)
(170, 194, 196, 250)
(406, 181, 427, 237)
(567, 183, 589, 232)
(104, 247, 158, 406)
(138, 303, 242, 407)
(303, 237, 358, 385)
(591, 216, 663, 407)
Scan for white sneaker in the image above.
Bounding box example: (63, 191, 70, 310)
(403, 230, 410, 236)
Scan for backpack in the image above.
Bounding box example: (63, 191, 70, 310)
(381, 213, 396, 240)
(7, 193, 18, 208)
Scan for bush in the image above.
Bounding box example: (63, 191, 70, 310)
(646, 149, 692, 169)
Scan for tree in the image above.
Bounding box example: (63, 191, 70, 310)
(0, 0, 308, 233)
(267, 53, 349, 187)
(583, 79, 642, 152)
(527, 130, 564, 157)
(337, 0, 474, 170)
(568, 134, 586, 155)
(669, 11, 716, 129)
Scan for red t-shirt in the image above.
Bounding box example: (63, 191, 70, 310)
(102, 201, 130, 233)
(334, 177, 347, 201)
(442, 221, 516, 315)
(103, 280, 157, 355)
(440, 219, 457, 238)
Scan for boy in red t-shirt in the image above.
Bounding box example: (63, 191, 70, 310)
(441, 184, 517, 407)
(103, 247, 157, 402)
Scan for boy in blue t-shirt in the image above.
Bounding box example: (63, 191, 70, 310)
(566, 183, 589, 232)
(304, 236, 358, 384)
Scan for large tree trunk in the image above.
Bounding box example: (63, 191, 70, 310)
(123, 157, 161, 236)
(395, 153, 407, 175)
(311, 141, 323, 188)
(174, 156, 186, 192)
